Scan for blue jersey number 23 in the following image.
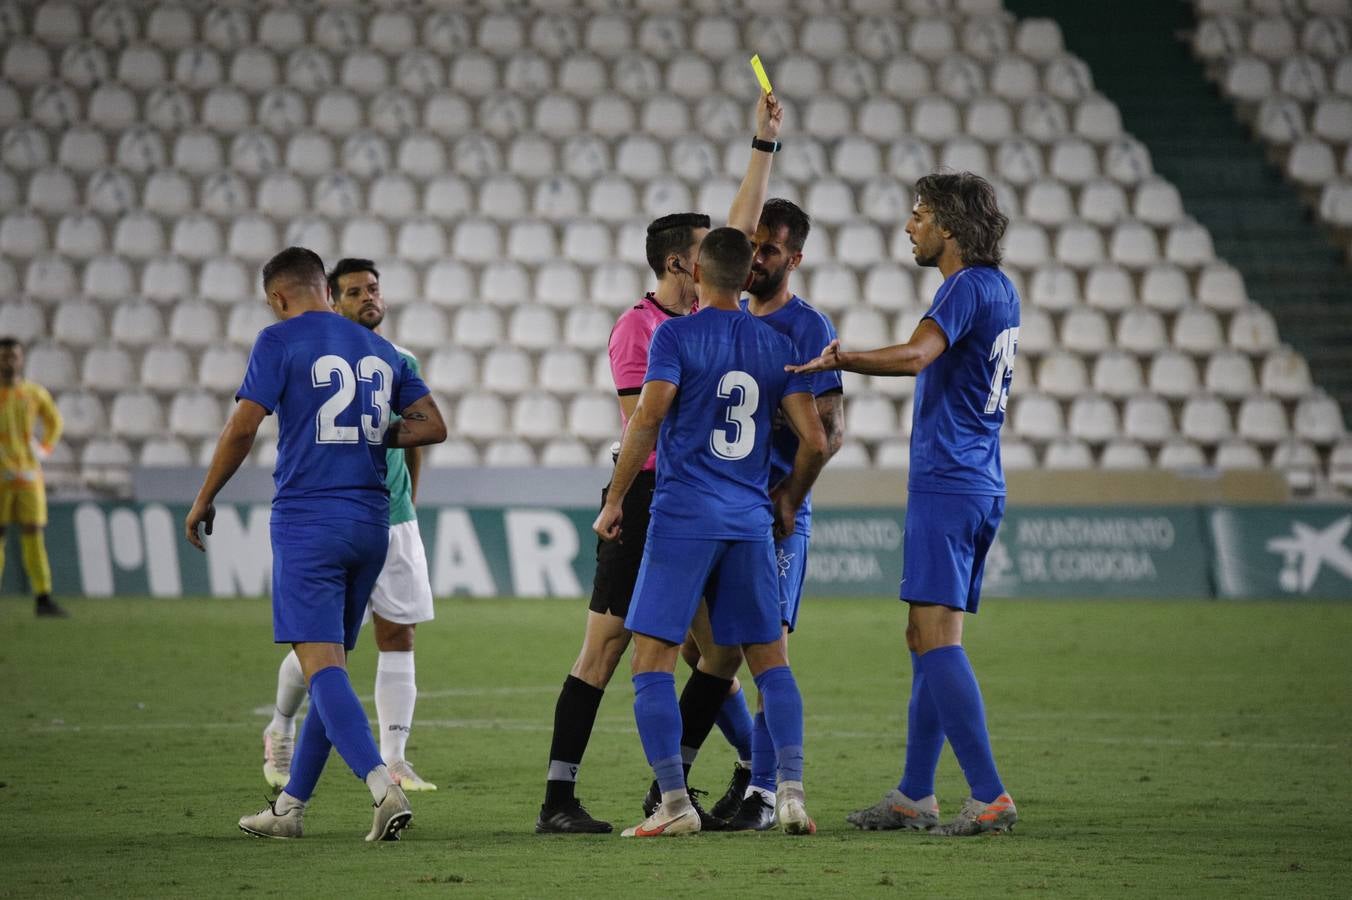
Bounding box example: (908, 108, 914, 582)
(312, 354, 393, 444)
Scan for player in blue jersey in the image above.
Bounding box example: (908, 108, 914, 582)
(706, 198, 846, 830)
(260, 258, 439, 796)
(184, 247, 447, 841)
(790, 172, 1020, 836)
(594, 227, 829, 837)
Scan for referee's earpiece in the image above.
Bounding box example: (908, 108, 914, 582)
(669, 258, 688, 277)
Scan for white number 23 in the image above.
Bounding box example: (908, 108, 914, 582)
(312, 354, 394, 444)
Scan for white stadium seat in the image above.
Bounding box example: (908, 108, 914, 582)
(109, 391, 165, 439)
(111, 302, 165, 347)
(1123, 394, 1175, 445)
(1147, 350, 1201, 400)
(52, 299, 105, 348)
(168, 391, 223, 440)
(1180, 394, 1232, 444)
(1084, 264, 1136, 312)
(1157, 440, 1208, 470)
(1011, 393, 1064, 442)
(1236, 395, 1290, 445)
(1259, 348, 1314, 398)
(1293, 392, 1346, 445)
(1214, 440, 1264, 470)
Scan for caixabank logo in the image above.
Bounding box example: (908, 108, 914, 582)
(1266, 515, 1352, 595)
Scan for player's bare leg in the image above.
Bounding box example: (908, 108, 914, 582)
(538, 611, 631, 834)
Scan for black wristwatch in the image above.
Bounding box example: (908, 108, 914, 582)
(751, 136, 781, 153)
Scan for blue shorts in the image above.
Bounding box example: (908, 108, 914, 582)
(901, 492, 1005, 614)
(625, 532, 782, 647)
(271, 517, 389, 650)
(775, 531, 809, 632)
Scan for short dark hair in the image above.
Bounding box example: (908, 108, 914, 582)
(696, 227, 754, 291)
(328, 258, 379, 298)
(645, 212, 710, 280)
(0, 337, 20, 352)
(262, 246, 326, 292)
(914, 171, 1008, 267)
(758, 198, 811, 253)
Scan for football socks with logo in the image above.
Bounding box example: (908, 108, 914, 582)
(899, 651, 945, 801)
(748, 711, 777, 793)
(714, 684, 755, 763)
(375, 650, 417, 762)
(677, 669, 734, 776)
(753, 666, 805, 785)
(19, 531, 52, 595)
(919, 646, 1005, 803)
(545, 675, 605, 808)
(270, 651, 306, 734)
(633, 671, 685, 794)
(307, 666, 385, 787)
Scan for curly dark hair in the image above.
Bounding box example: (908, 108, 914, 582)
(914, 172, 1008, 267)
(327, 258, 379, 299)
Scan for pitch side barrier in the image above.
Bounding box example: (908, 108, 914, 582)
(17, 475, 1352, 602)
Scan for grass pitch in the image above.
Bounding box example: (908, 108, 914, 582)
(1, 595, 1349, 898)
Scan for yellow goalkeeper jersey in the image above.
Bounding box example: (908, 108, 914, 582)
(0, 380, 62, 482)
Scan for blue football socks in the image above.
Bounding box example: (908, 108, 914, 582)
(307, 666, 384, 782)
(748, 711, 776, 793)
(715, 686, 755, 762)
(920, 645, 1005, 803)
(282, 697, 332, 803)
(754, 666, 804, 785)
(898, 651, 945, 800)
(633, 671, 685, 794)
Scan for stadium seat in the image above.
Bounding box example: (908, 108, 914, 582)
(1259, 348, 1314, 398)
(1203, 350, 1257, 399)
(228, 130, 280, 175)
(1037, 351, 1089, 399)
(511, 394, 565, 440)
(423, 259, 475, 307)
(534, 260, 585, 308)
(540, 439, 593, 467)
(25, 167, 77, 216)
(1117, 307, 1169, 356)
(197, 346, 247, 393)
(568, 392, 620, 442)
(872, 437, 909, 469)
(1313, 97, 1352, 144)
(483, 439, 537, 468)
(482, 347, 534, 396)
(1059, 307, 1111, 354)
(1010, 392, 1064, 442)
(1139, 264, 1191, 313)
(1024, 181, 1075, 227)
(394, 305, 450, 352)
(891, 137, 940, 183)
(339, 217, 391, 261)
(1067, 394, 1119, 444)
(1122, 394, 1175, 445)
(455, 392, 509, 441)
(428, 439, 480, 468)
(1236, 394, 1290, 445)
(1001, 438, 1039, 470)
(1271, 439, 1321, 492)
(1328, 440, 1352, 491)
(167, 300, 221, 349)
(1018, 306, 1057, 357)
(397, 218, 448, 262)
(142, 169, 194, 216)
(225, 303, 272, 347)
(481, 262, 531, 307)
(56, 391, 106, 440)
(452, 307, 503, 350)
(1213, 439, 1264, 470)
(0, 300, 45, 344)
(110, 301, 165, 348)
(1156, 439, 1208, 470)
(141, 255, 193, 301)
(24, 256, 76, 302)
(1002, 222, 1050, 268)
(140, 437, 193, 467)
(1164, 219, 1215, 267)
(838, 308, 889, 348)
(1043, 438, 1094, 469)
(1172, 307, 1225, 355)
(803, 265, 856, 313)
(1054, 221, 1106, 268)
(1255, 95, 1306, 145)
(537, 348, 592, 395)
(52, 300, 105, 348)
(1228, 304, 1279, 354)
(1287, 137, 1337, 186)
(108, 390, 164, 439)
(1074, 93, 1123, 142)
(423, 348, 478, 394)
(1147, 349, 1201, 400)
(141, 344, 194, 394)
(81, 345, 135, 393)
(1099, 439, 1151, 470)
(1293, 392, 1346, 445)
(25, 343, 76, 392)
(511, 306, 562, 351)
(1090, 351, 1145, 399)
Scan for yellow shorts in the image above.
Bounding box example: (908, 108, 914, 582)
(0, 478, 47, 527)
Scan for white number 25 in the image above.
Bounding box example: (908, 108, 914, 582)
(312, 354, 394, 444)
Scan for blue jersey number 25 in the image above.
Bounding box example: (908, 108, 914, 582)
(312, 354, 394, 444)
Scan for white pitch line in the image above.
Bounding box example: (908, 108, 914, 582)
(249, 685, 561, 717)
(27, 717, 1349, 753)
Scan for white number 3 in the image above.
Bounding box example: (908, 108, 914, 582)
(312, 354, 394, 444)
(710, 370, 759, 460)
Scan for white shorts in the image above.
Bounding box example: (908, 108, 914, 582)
(363, 519, 435, 626)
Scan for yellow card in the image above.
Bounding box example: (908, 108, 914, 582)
(749, 54, 773, 94)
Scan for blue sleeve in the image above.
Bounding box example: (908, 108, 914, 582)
(785, 370, 814, 396)
(236, 330, 285, 413)
(798, 311, 844, 397)
(924, 272, 979, 346)
(392, 352, 430, 414)
(643, 319, 682, 387)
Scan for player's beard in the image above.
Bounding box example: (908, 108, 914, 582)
(912, 239, 941, 268)
(359, 305, 385, 329)
(747, 264, 787, 299)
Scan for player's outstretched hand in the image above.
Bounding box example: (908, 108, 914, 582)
(756, 91, 783, 142)
(185, 501, 215, 552)
(593, 503, 623, 542)
(786, 339, 842, 374)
